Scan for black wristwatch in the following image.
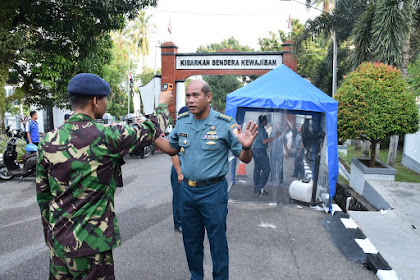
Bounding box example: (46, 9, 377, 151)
(242, 146, 252, 151)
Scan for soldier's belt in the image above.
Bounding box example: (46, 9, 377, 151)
(183, 176, 225, 187)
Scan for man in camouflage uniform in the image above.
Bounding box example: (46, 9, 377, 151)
(36, 73, 173, 279)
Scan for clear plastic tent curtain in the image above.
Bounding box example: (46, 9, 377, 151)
(224, 65, 338, 210)
(227, 108, 330, 209)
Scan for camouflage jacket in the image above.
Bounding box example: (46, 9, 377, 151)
(36, 104, 170, 258)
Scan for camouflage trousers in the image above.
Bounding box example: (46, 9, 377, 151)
(49, 248, 115, 280)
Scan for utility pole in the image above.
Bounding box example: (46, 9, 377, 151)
(128, 52, 131, 116)
(332, 0, 337, 97)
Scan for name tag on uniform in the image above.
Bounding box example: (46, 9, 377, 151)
(203, 134, 219, 140)
(180, 132, 188, 137)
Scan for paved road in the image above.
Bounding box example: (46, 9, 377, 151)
(0, 152, 376, 279)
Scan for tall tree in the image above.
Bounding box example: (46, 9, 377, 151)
(352, 0, 416, 73)
(0, 0, 156, 132)
(306, 0, 335, 12)
(294, 0, 367, 94)
(351, 0, 419, 166)
(258, 19, 328, 82)
(127, 10, 156, 72)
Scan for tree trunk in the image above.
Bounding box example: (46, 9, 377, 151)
(375, 142, 380, 160)
(401, 5, 413, 79)
(354, 139, 361, 150)
(370, 139, 377, 167)
(362, 140, 370, 157)
(0, 65, 8, 134)
(387, 135, 399, 167)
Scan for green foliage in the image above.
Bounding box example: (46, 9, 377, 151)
(126, 10, 156, 71)
(257, 19, 328, 82)
(334, 62, 419, 166)
(203, 75, 242, 113)
(258, 31, 286, 51)
(352, 0, 414, 69)
(0, 0, 157, 129)
(103, 41, 135, 120)
(408, 57, 420, 96)
(197, 37, 253, 53)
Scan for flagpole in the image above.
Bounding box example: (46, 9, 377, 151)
(128, 51, 130, 116)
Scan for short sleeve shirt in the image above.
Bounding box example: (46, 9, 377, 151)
(253, 125, 268, 149)
(26, 119, 39, 143)
(169, 108, 241, 181)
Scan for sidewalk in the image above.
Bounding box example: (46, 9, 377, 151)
(347, 181, 420, 280)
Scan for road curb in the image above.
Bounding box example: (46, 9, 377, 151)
(331, 204, 399, 280)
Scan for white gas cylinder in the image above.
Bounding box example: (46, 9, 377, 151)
(289, 180, 313, 203)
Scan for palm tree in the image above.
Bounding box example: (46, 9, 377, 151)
(296, 0, 419, 166)
(110, 27, 132, 49)
(352, 0, 416, 76)
(306, 0, 335, 12)
(351, 0, 418, 166)
(127, 10, 156, 72)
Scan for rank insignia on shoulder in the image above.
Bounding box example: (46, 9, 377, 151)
(217, 114, 232, 121)
(178, 112, 190, 119)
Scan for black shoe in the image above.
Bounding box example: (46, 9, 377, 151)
(174, 227, 182, 233)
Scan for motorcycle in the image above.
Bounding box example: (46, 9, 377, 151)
(127, 116, 156, 159)
(129, 143, 155, 158)
(0, 127, 37, 180)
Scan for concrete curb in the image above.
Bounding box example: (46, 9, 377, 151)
(331, 204, 400, 280)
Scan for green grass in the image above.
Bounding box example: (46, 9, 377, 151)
(340, 145, 420, 183)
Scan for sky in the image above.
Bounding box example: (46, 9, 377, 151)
(140, 0, 322, 71)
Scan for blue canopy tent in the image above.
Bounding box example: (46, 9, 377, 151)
(225, 64, 338, 208)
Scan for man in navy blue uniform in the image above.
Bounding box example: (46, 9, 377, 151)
(253, 115, 281, 195)
(155, 79, 257, 280)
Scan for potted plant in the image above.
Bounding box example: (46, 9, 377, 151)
(334, 62, 419, 194)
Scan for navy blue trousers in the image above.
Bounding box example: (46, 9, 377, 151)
(170, 165, 182, 229)
(253, 148, 271, 192)
(180, 179, 229, 280)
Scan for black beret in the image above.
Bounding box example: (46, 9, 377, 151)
(178, 106, 189, 116)
(68, 73, 111, 96)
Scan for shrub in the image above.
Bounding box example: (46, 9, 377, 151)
(334, 62, 419, 167)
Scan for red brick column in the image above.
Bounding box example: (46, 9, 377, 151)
(282, 39, 297, 72)
(161, 42, 178, 120)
